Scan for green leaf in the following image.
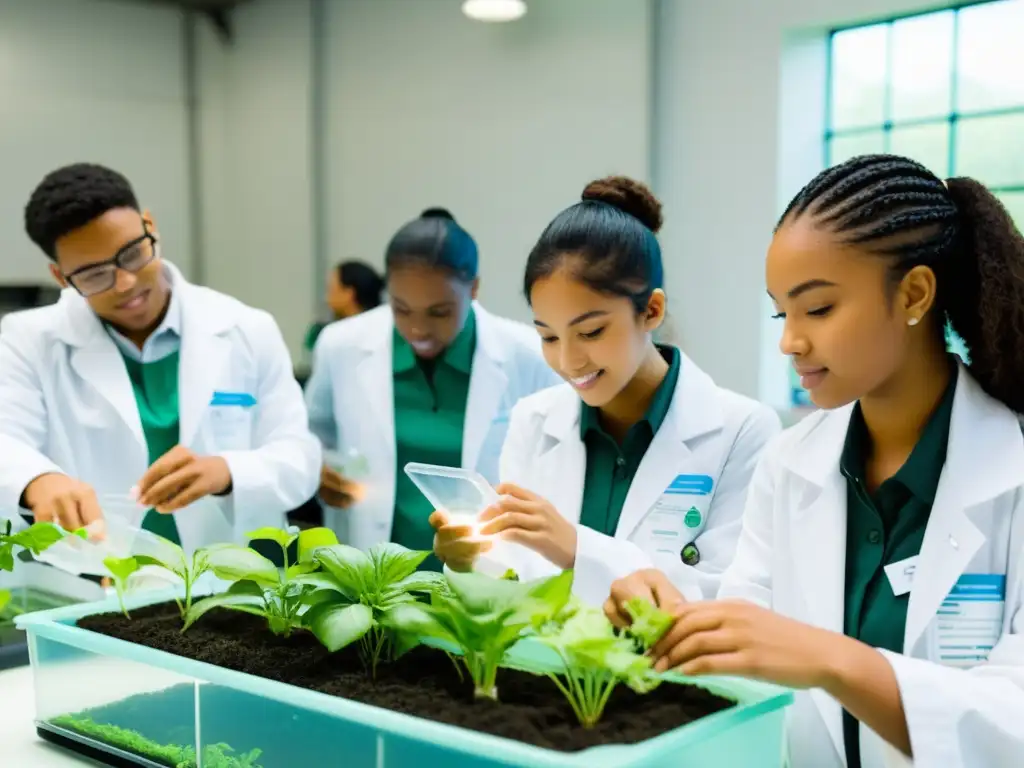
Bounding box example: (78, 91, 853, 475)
(289, 572, 342, 594)
(391, 630, 422, 660)
(285, 561, 319, 580)
(7, 522, 67, 554)
(245, 527, 297, 551)
(305, 602, 374, 652)
(368, 543, 430, 584)
(202, 544, 279, 587)
(624, 597, 675, 649)
(103, 556, 140, 584)
(313, 545, 373, 595)
(499, 569, 519, 581)
(296, 527, 339, 563)
(0, 543, 14, 573)
(381, 602, 456, 644)
(183, 592, 266, 631)
(0, 589, 12, 615)
(226, 579, 265, 597)
(389, 571, 447, 595)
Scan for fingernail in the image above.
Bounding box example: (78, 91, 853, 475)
(654, 659, 667, 672)
(129, 485, 140, 501)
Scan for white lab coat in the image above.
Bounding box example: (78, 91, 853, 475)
(498, 352, 782, 606)
(0, 263, 321, 553)
(719, 364, 1024, 768)
(305, 303, 558, 548)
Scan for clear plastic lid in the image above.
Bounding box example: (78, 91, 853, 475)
(403, 463, 498, 520)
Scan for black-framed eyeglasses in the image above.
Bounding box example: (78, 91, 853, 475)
(63, 221, 159, 297)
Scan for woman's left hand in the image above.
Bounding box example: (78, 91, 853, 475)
(651, 600, 847, 690)
(479, 483, 577, 570)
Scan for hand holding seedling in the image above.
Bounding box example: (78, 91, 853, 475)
(430, 510, 492, 571)
(318, 464, 364, 508)
(21, 473, 105, 537)
(478, 484, 577, 570)
(136, 445, 232, 513)
(604, 568, 687, 629)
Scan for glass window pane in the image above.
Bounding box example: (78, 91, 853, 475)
(891, 11, 954, 121)
(830, 24, 889, 130)
(956, 0, 1024, 112)
(955, 112, 1024, 187)
(890, 122, 950, 178)
(828, 131, 886, 167)
(997, 191, 1024, 229)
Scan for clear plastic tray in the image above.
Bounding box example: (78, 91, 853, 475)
(18, 591, 793, 767)
(403, 462, 499, 531)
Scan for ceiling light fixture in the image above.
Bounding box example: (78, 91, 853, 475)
(461, 0, 527, 23)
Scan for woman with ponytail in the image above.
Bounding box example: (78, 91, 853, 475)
(431, 176, 781, 604)
(305, 208, 556, 564)
(605, 155, 1024, 768)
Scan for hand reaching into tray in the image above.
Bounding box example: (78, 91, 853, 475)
(21, 472, 106, 539)
(318, 464, 365, 508)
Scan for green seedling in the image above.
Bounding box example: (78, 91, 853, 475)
(0, 518, 83, 572)
(384, 569, 574, 701)
(295, 542, 446, 678)
(182, 527, 340, 636)
(535, 601, 660, 728)
(103, 556, 141, 618)
(624, 596, 676, 651)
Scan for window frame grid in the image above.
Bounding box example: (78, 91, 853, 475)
(824, 0, 1024, 196)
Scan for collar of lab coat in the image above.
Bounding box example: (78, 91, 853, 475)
(541, 349, 725, 446)
(782, 360, 1024, 509)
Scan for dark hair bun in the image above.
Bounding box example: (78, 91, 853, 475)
(421, 207, 455, 221)
(582, 176, 663, 233)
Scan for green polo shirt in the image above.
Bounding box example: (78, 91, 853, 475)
(391, 311, 476, 570)
(120, 352, 183, 545)
(840, 367, 957, 768)
(578, 346, 681, 537)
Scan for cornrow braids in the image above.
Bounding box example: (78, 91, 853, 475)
(779, 153, 1024, 413)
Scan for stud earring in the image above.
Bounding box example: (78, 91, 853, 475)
(907, 317, 919, 326)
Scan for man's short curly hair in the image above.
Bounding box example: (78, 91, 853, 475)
(24, 163, 140, 260)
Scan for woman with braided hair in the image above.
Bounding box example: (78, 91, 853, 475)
(604, 155, 1024, 768)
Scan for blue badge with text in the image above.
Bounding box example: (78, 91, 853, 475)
(210, 391, 257, 408)
(664, 474, 714, 496)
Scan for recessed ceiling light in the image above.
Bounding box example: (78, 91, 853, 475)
(462, 0, 527, 23)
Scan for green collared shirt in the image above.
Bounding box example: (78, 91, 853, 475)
(840, 367, 957, 768)
(390, 310, 476, 570)
(120, 351, 182, 545)
(578, 346, 681, 537)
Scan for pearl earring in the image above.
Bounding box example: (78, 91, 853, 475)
(907, 317, 919, 326)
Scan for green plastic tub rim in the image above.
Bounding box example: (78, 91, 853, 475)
(17, 589, 794, 767)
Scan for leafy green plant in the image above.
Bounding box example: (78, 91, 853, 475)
(624, 596, 676, 651)
(534, 601, 663, 727)
(294, 543, 446, 678)
(102, 556, 140, 618)
(0, 518, 82, 572)
(385, 569, 574, 701)
(182, 527, 340, 636)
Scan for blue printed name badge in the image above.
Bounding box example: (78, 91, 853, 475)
(210, 391, 257, 408)
(934, 574, 1006, 668)
(664, 474, 714, 497)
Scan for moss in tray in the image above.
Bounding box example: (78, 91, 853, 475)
(74, 601, 735, 754)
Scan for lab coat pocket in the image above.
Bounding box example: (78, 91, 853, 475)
(207, 391, 256, 451)
(929, 573, 1006, 668)
(633, 485, 713, 566)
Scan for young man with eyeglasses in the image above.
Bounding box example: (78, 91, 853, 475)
(0, 163, 321, 551)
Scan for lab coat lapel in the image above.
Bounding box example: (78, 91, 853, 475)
(356, 314, 396, 463)
(539, 393, 586, 524)
(782, 405, 853, 762)
(903, 368, 1023, 652)
(177, 284, 231, 448)
(616, 354, 722, 540)
(463, 306, 509, 471)
(61, 291, 146, 451)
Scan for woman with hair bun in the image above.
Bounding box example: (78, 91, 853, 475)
(431, 176, 781, 603)
(305, 207, 557, 565)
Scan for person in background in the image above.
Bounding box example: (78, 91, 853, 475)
(305, 208, 558, 567)
(604, 155, 1024, 768)
(431, 177, 780, 604)
(303, 260, 385, 352)
(0, 163, 321, 551)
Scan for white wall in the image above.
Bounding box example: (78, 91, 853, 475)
(194, 0, 314, 357)
(654, 0, 957, 403)
(322, 0, 651, 324)
(0, 0, 191, 284)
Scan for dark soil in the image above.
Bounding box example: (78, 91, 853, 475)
(78, 601, 734, 752)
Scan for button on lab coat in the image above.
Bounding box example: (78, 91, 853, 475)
(719, 364, 1024, 768)
(0, 263, 322, 553)
(498, 352, 782, 605)
(304, 303, 558, 549)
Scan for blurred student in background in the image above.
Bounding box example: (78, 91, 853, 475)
(305, 208, 558, 566)
(0, 163, 320, 551)
(304, 260, 385, 353)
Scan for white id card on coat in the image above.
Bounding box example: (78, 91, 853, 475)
(932, 574, 1006, 668)
(636, 474, 713, 559)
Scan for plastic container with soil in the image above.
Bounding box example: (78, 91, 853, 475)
(18, 589, 794, 768)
